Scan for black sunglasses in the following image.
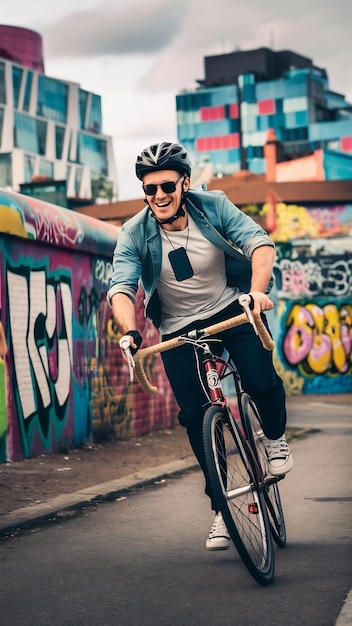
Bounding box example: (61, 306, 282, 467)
(143, 175, 184, 196)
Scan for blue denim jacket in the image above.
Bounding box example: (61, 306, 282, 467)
(108, 189, 275, 328)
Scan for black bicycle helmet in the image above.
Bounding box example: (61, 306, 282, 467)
(135, 141, 192, 180)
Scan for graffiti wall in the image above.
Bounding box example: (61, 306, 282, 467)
(0, 190, 178, 462)
(268, 201, 352, 395)
(1, 190, 351, 460)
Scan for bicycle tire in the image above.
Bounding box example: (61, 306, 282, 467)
(203, 405, 275, 586)
(241, 394, 286, 547)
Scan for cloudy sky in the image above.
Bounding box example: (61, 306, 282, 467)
(2, 0, 352, 199)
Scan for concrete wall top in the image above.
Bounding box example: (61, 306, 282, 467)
(0, 189, 120, 257)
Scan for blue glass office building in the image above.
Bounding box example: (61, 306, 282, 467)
(0, 26, 117, 205)
(176, 48, 352, 177)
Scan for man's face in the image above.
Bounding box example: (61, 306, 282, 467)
(142, 169, 190, 222)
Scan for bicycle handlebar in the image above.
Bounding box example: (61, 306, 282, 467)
(133, 311, 274, 394)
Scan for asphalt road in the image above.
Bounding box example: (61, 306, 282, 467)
(0, 405, 351, 626)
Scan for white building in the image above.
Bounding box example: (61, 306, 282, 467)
(0, 25, 117, 207)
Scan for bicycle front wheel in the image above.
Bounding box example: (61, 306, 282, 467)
(241, 394, 286, 547)
(203, 405, 274, 586)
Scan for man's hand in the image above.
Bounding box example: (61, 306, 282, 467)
(239, 292, 274, 338)
(119, 335, 136, 382)
(249, 291, 274, 315)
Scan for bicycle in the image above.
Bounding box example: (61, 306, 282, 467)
(120, 295, 286, 586)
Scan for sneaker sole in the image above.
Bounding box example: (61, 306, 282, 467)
(267, 456, 293, 477)
(206, 539, 231, 551)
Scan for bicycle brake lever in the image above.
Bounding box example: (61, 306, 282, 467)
(238, 294, 259, 336)
(119, 336, 135, 382)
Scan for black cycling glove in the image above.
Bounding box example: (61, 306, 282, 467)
(125, 330, 143, 355)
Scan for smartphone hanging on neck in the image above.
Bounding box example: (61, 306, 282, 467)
(168, 248, 194, 281)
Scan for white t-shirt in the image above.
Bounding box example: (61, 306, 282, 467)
(158, 214, 239, 334)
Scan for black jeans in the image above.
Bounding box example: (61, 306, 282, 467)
(161, 301, 287, 510)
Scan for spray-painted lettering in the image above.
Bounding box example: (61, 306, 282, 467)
(7, 266, 72, 452)
(282, 303, 352, 375)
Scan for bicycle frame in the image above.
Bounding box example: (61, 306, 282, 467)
(184, 337, 264, 491)
(195, 339, 284, 495)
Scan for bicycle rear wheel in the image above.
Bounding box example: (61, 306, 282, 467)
(241, 394, 286, 547)
(203, 405, 274, 586)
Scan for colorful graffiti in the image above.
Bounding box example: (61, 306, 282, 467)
(268, 200, 352, 395)
(0, 188, 119, 255)
(282, 302, 352, 375)
(275, 255, 352, 298)
(6, 256, 75, 458)
(0, 190, 179, 462)
(243, 201, 352, 241)
(3, 244, 178, 461)
(273, 300, 352, 395)
(1, 237, 178, 461)
(264, 202, 352, 242)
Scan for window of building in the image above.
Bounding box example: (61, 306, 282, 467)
(241, 115, 257, 133)
(295, 111, 308, 126)
(196, 133, 239, 151)
(246, 145, 263, 159)
(191, 92, 212, 109)
(229, 119, 240, 133)
(78, 89, 88, 129)
(0, 153, 12, 187)
(283, 96, 308, 113)
(248, 157, 265, 174)
(55, 125, 66, 159)
(14, 113, 47, 155)
(241, 102, 258, 132)
(228, 103, 239, 118)
(327, 140, 340, 151)
(239, 75, 256, 103)
(39, 159, 54, 178)
(37, 75, 68, 123)
(200, 105, 225, 121)
(341, 137, 352, 151)
(196, 120, 231, 136)
(24, 154, 36, 182)
(75, 167, 83, 195)
(77, 133, 108, 175)
(284, 141, 310, 158)
(37, 119, 47, 154)
(0, 62, 6, 104)
(88, 94, 102, 133)
(177, 91, 213, 111)
(12, 66, 23, 109)
(23, 71, 33, 112)
(258, 99, 276, 115)
(242, 130, 267, 148)
(0, 107, 4, 148)
(257, 115, 271, 131)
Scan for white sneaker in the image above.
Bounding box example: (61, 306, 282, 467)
(264, 435, 293, 476)
(206, 512, 231, 551)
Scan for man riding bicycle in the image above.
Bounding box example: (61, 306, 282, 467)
(108, 141, 293, 551)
